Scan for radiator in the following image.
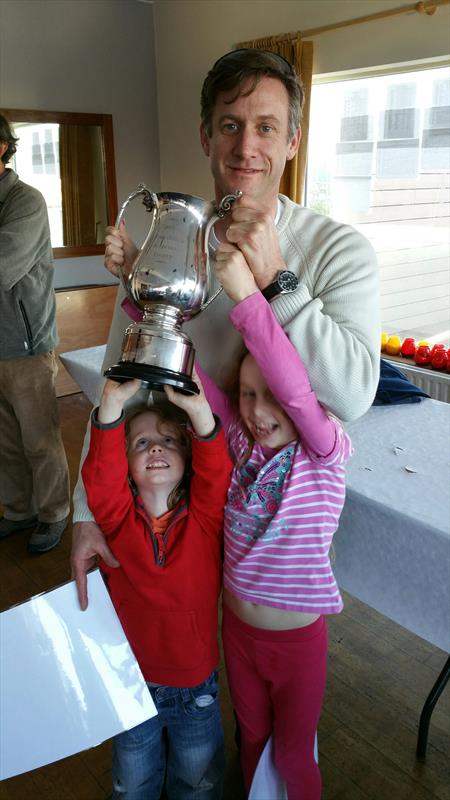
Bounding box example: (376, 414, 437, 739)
(385, 358, 450, 403)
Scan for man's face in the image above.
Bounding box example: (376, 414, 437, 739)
(200, 76, 300, 211)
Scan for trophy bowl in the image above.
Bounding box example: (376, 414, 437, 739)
(104, 185, 241, 394)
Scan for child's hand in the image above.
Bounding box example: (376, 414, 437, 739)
(164, 367, 215, 438)
(215, 241, 258, 304)
(98, 378, 142, 424)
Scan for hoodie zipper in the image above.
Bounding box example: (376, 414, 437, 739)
(136, 501, 188, 567)
(19, 300, 33, 351)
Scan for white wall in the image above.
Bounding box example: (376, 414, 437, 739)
(1, 0, 447, 282)
(0, 0, 161, 288)
(153, 0, 450, 200)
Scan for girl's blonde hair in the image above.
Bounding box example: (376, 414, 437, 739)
(125, 401, 192, 510)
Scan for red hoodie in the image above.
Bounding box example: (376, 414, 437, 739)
(82, 414, 232, 687)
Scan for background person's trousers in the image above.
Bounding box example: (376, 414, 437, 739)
(222, 605, 328, 800)
(0, 352, 70, 522)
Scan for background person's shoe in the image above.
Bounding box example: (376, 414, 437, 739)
(0, 516, 38, 539)
(27, 517, 69, 554)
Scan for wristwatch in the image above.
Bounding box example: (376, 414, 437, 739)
(261, 270, 299, 301)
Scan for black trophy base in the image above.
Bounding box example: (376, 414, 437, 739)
(104, 361, 199, 395)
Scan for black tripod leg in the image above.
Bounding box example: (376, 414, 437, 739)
(416, 655, 450, 759)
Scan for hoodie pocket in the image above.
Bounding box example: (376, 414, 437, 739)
(117, 601, 207, 671)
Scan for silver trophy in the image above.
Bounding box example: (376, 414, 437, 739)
(105, 184, 241, 394)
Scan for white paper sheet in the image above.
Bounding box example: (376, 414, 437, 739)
(59, 345, 106, 404)
(248, 733, 318, 799)
(0, 569, 156, 780)
(248, 737, 287, 800)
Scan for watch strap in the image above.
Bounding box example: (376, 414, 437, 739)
(261, 270, 298, 301)
(261, 281, 282, 301)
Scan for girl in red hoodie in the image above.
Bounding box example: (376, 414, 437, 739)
(82, 369, 232, 800)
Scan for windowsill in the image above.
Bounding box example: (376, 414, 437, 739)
(383, 352, 449, 376)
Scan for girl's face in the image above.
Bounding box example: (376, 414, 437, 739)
(239, 354, 297, 450)
(127, 411, 186, 494)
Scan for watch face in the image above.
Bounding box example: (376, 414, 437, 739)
(278, 271, 298, 292)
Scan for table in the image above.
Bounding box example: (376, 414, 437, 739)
(335, 400, 449, 652)
(59, 345, 107, 405)
(334, 399, 450, 756)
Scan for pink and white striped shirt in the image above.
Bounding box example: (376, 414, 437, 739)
(198, 292, 352, 616)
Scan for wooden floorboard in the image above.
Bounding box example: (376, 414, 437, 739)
(0, 392, 448, 800)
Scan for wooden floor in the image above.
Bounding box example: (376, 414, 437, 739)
(0, 393, 448, 800)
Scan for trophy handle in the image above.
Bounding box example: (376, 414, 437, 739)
(200, 190, 242, 311)
(114, 183, 159, 291)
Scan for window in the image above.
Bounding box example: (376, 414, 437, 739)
(306, 64, 450, 347)
(12, 122, 64, 246)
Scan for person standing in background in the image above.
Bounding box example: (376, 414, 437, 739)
(0, 113, 70, 553)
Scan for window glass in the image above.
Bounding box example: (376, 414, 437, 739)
(12, 122, 63, 246)
(306, 65, 450, 347)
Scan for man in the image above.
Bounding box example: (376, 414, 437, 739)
(0, 114, 70, 553)
(71, 49, 380, 605)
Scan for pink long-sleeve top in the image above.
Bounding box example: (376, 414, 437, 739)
(197, 291, 353, 615)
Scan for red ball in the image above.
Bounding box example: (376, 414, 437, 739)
(431, 350, 448, 370)
(401, 337, 416, 357)
(414, 344, 431, 365)
(430, 343, 445, 358)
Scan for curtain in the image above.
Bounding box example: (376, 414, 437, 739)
(237, 34, 313, 204)
(60, 125, 96, 246)
(60, 125, 81, 246)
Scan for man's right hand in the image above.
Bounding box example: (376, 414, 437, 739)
(71, 521, 120, 611)
(104, 220, 138, 278)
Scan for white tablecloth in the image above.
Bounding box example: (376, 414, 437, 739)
(335, 399, 450, 652)
(59, 345, 107, 405)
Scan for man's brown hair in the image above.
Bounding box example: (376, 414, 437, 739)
(201, 49, 304, 142)
(0, 114, 19, 164)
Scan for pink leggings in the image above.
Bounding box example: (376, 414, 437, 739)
(222, 606, 328, 800)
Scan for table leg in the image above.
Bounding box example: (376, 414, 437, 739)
(416, 655, 450, 759)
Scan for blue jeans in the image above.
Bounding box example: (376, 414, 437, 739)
(112, 671, 224, 800)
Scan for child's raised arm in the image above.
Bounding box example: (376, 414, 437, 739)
(194, 362, 235, 431)
(98, 378, 142, 424)
(213, 245, 340, 457)
(230, 294, 343, 459)
(164, 367, 215, 438)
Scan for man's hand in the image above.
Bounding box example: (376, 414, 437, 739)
(104, 220, 139, 278)
(225, 200, 286, 289)
(71, 521, 120, 611)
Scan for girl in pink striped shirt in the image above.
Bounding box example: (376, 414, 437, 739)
(197, 244, 353, 800)
(113, 231, 352, 800)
